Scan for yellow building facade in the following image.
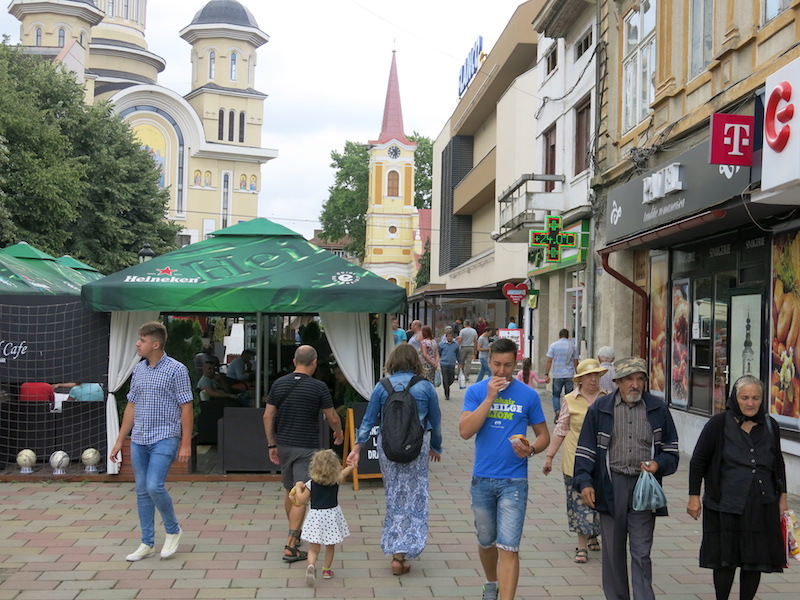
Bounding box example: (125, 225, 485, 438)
(8, 0, 277, 245)
(363, 52, 419, 293)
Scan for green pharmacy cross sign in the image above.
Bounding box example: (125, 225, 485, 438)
(530, 216, 577, 262)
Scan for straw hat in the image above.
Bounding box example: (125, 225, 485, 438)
(573, 358, 608, 382)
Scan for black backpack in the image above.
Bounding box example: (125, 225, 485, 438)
(380, 375, 425, 463)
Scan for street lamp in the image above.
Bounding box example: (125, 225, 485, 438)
(138, 243, 155, 263)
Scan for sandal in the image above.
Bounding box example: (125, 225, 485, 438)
(282, 545, 308, 563)
(574, 548, 589, 564)
(587, 536, 600, 551)
(391, 557, 411, 575)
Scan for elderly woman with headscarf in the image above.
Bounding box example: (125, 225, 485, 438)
(687, 375, 788, 600)
(542, 358, 608, 563)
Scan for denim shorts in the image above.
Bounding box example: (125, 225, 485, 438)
(279, 445, 315, 490)
(470, 476, 528, 552)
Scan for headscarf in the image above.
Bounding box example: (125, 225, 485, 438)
(726, 375, 767, 424)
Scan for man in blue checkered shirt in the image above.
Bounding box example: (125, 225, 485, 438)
(110, 321, 193, 562)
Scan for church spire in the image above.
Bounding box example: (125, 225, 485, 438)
(372, 51, 413, 146)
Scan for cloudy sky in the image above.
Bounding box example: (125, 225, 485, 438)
(0, 0, 526, 238)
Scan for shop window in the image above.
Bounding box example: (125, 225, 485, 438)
(689, 0, 713, 79)
(387, 171, 399, 196)
(57, 28, 65, 48)
(575, 29, 592, 61)
(622, 1, 656, 132)
(574, 97, 591, 175)
(209, 51, 216, 79)
(34, 27, 41, 46)
(765, 0, 791, 22)
(543, 125, 557, 192)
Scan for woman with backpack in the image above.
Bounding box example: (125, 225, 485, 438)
(346, 343, 443, 576)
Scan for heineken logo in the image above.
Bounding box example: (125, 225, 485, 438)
(332, 271, 360, 285)
(124, 266, 200, 284)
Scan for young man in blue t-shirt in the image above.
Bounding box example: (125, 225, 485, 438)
(460, 338, 549, 600)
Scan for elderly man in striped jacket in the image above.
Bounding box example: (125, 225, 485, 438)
(573, 357, 679, 600)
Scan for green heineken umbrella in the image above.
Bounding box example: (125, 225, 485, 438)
(0, 250, 83, 295)
(56, 255, 105, 281)
(1, 242, 95, 288)
(81, 218, 407, 314)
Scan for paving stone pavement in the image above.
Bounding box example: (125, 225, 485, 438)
(1, 382, 800, 599)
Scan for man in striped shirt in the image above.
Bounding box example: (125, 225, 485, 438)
(110, 321, 193, 563)
(573, 358, 679, 600)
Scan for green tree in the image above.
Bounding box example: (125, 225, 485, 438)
(0, 43, 179, 272)
(414, 237, 431, 288)
(319, 141, 370, 261)
(409, 132, 432, 209)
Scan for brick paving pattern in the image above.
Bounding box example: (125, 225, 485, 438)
(1, 384, 799, 599)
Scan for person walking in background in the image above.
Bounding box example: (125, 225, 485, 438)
(110, 321, 193, 562)
(476, 317, 487, 336)
(506, 316, 518, 329)
(475, 328, 493, 382)
(544, 329, 580, 419)
(347, 344, 442, 576)
(457, 319, 478, 382)
(406, 320, 422, 351)
(515, 358, 546, 389)
(574, 358, 679, 600)
(597, 346, 617, 392)
(391, 317, 407, 345)
(263, 345, 344, 563)
(542, 359, 608, 564)
(687, 375, 787, 600)
(290, 450, 354, 587)
(418, 325, 440, 384)
(459, 338, 550, 600)
(438, 329, 460, 400)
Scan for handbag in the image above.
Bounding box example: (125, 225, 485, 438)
(458, 369, 467, 389)
(632, 470, 667, 511)
(434, 368, 442, 388)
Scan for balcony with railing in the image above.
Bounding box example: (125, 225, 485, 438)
(497, 173, 565, 243)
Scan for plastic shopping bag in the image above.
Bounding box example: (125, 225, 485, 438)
(458, 369, 466, 389)
(632, 470, 667, 511)
(785, 509, 800, 562)
(434, 368, 442, 388)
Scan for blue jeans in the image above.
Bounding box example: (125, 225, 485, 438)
(470, 476, 528, 552)
(551, 377, 574, 415)
(130, 437, 181, 546)
(475, 357, 490, 382)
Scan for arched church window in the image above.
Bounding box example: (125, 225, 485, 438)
(222, 174, 231, 228)
(230, 52, 237, 81)
(58, 29, 65, 48)
(80, 32, 85, 46)
(106, 0, 114, 17)
(228, 110, 235, 142)
(218, 109, 224, 140)
(387, 171, 399, 196)
(209, 51, 216, 79)
(239, 112, 245, 143)
(35, 28, 42, 46)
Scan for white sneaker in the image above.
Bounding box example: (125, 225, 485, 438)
(305, 564, 316, 587)
(125, 543, 155, 562)
(160, 528, 182, 558)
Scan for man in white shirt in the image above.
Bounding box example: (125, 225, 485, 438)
(457, 320, 478, 382)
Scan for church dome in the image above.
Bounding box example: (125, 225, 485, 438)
(190, 0, 259, 29)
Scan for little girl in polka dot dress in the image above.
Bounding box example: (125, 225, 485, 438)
(290, 449, 353, 587)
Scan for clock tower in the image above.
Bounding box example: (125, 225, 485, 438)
(363, 51, 419, 293)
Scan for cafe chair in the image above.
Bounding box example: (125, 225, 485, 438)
(20, 382, 55, 404)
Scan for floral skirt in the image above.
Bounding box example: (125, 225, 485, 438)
(377, 431, 431, 558)
(564, 474, 600, 536)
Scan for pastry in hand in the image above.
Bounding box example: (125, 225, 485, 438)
(509, 434, 530, 446)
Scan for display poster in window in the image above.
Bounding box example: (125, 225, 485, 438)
(649, 255, 668, 398)
(729, 294, 761, 388)
(771, 230, 800, 429)
(497, 328, 524, 360)
(671, 280, 690, 408)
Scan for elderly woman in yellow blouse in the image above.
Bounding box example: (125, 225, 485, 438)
(542, 358, 608, 563)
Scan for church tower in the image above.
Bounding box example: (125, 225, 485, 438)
(363, 51, 418, 292)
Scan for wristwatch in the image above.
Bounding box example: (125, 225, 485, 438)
(527, 446, 536, 458)
(267, 444, 277, 449)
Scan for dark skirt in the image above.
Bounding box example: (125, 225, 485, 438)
(699, 480, 784, 572)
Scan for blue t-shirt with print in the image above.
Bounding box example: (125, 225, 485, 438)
(463, 378, 546, 479)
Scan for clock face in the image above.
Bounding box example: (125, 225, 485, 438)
(388, 145, 401, 159)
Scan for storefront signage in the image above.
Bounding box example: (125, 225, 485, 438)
(0, 339, 27, 363)
(642, 163, 684, 204)
(606, 141, 750, 243)
(763, 56, 800, 192)
(709, 113, 754, 166)
(458, 36, 483, 97)
(502, 282, 528, 305)
(529, 216, 577, 262)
